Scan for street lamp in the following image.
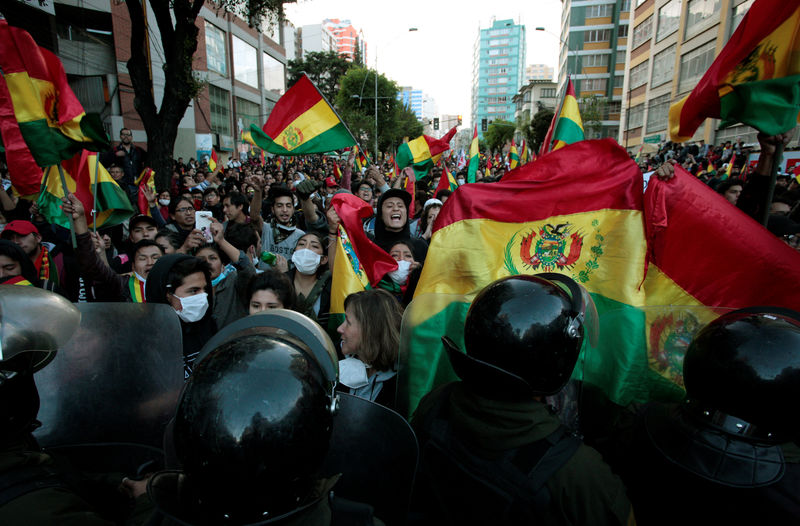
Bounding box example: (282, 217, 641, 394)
(353, 28, 418, 162)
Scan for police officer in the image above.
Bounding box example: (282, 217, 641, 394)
(620, 307, 800, 525)
(0, 287, 149, 525)
(147, 310, 379, 525)
(410, 274, 633, 525)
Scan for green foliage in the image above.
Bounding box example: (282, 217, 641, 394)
(335, 67, 422, 156)
(483, 119, 515, 153)
(530, 109, 555, 152)
(217, 0, 294, 28)
(579, 95, 606, 138)
(288, 51, 353, 103)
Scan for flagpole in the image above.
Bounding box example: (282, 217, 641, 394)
(299, 71, 367, 162)
(56, 164, 78, 249)
(92, 151, 99, 233)
(761, 143, 784, 227)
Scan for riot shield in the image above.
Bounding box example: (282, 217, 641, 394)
(34, 303, 184, 452)
(321, 393, 418, 526)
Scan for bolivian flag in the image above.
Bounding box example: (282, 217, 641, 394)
(396, 127, 457, 178)
(39, 150, 134, 230)
(0, 19, 109, 196)
(329, 194, 398, 330)
(519, 139, 529, 165)
(435, 161, 459, 195)
(670, 0, 800, 141)
(135, 167, 156, 215)
(398, 138, 800, 417)
(249, 74, 356, 155)
(208, 149, 218, 171)
(542, 78, 584, 154)
(509, 140, 519, 169)
(467, 125, 480, 183)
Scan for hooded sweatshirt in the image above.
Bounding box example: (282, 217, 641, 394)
(373, 190, 428, 263)
(145, 254, 217, 378)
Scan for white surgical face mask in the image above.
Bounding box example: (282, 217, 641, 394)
(158, 199, 171, 206)
(175, 292, 209, 323)
(457, 178, 465, 185)
(277, 223, 296, 233)
(339, 356, 369, 389)
(388, 260, 411, 284)
(291, 248, 322, 275)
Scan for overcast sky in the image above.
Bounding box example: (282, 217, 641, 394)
(284, 0, 563, 129)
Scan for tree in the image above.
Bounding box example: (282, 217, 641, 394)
(335, 67, 422, 158)
(530, 108, 555, 152)
(579, 95, 606, 139)
(483, 119, 515, 153)
(287, 51, 353, 104)
(123, 0, 291, 192)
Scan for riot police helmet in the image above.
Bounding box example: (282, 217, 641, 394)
(683, 307, 800, 443)
(443, 273, 597, 399)
(151, 310, 339, 524)
(0, 287, 79, 438)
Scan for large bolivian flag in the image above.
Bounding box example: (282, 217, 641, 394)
(396, 127, 457, 178)
(398, 138, 800, 417)
(250, 74, 356, 155)
(329, 193, 398, 330)
(39, 150, 134, 230)
(669, 0, 800, 141)
(0, 19, 109, 196)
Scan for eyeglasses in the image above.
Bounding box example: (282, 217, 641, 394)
(175, 207, 194, 213)
(120, 132, 132, 137)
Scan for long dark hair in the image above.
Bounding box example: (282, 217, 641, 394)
(0, 240, 41, 286)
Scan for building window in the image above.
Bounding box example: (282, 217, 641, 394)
(685, 0, 721, 39)
(627, 103, 644, 129)
(584, 54, 611, 67)
(541, 88, 557, 97)
(488, 49, 504, 56)
(646, 94, 671, 131)
(205, 22, 227, 76)
(585, 29, 612, 43)
(731, 0, 754, 35)
(583, 78, 607, 91)
(651, 44, 676, 87)
(616, 50, 627, 64)
(632, 16, 652, 48)
(586, 4, 614, 17)
(490, 67, 509, 75)
(618, 25, 629, 38)
(656, 0, 681, 41)
(262, 52, 285, 95)
(620, 0, 631, 12)
(614, 75, 624, 88)
(523, 92, 531, 102)
(232, 36, 258, 88)
(630, 60, 649, 89)
(209, 85, 230, 136)
(488, 58, 510, 65)
(679, 41, 715, 92)
(489, 38, 510, 46)
(235, 97, 261, 131)
(607, 101, 622, 116)
(488, 28, 511, 37)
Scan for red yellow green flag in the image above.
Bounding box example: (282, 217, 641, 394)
(669, 0, 800, 141)
(135, 168, 156, 215)
(329, 193, 398, 330)
(519, 139, 528, 165)
(509, 140, 519, 169)
(333, 163, 343, 181)
(0, 19, 109, 196)
(208, 149, 218, 171)
(38, 150, 134, 230)
(249, 74, 356, 155)
(435, 161, 459, 194)
(467, 125, 480, 183)
(396, 127, 457, 178)
(541, 78, 584, 154)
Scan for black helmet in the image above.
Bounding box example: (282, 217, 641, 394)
(0, 287, 79, 439)
(683, 307, 800, 443)
(150, 310, 339, 525)
(443, 273, 596, 398)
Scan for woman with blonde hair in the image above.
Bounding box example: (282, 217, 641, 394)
(336, 288, 403, 410)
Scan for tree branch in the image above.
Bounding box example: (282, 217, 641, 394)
(125, 0, 158, 129)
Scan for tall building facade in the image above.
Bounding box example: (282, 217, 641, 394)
(620, 0, 754, 151)
(398, 88, 424, 120)
(526, 64, 555, 81)
(323, 18, 366, 62)
(299, 24, 337, 54)
(471, 19, 527, 138)
(558, 0, 631, 140)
